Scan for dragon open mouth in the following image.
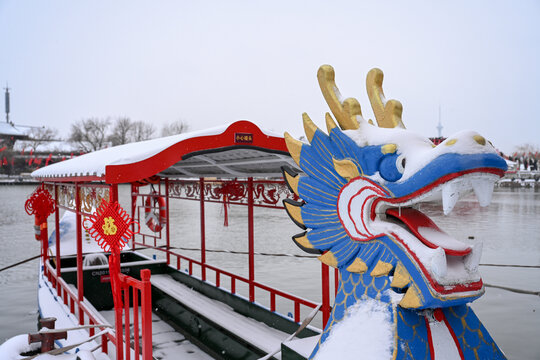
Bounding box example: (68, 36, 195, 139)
(385, 207, 472, 257)
(368, 169, 504, 297)
(335, 168, 504, 302)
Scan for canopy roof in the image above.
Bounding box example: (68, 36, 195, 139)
(32, 121, 298, 183)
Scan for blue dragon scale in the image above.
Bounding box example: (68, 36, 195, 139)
(283, 65, 507, 359)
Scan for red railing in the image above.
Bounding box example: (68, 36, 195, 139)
(132, 177, 337, 327)
(44, 260, 153, 359)
(118, 269, 153, 360)
(134, 243, 329, 324)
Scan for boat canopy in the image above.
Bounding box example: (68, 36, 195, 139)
(32, 121, 298, 183)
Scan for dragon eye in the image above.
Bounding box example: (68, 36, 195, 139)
(396, 155, 406, 174)
(379, 153, 404, 182)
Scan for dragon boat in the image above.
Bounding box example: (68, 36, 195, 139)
(17, 65, 507, 360)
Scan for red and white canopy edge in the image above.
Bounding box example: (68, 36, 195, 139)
(31, 121, 299, 183)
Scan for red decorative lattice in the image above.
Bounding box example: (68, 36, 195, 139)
(25, 187, 56, 219)
(84, 199, 140, 252)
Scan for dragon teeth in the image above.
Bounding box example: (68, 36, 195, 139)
(441, 176, 495, 215)
(464, 241, 483, 272)
(471, 178, 495, 207)
(442, 181, 463, 215)
(430, 247, 447, 278)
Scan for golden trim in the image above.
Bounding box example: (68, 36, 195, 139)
(295, 234, 314, 249)
(284, 132, 302, 165)
(319, 251, 338, 268)
(284, 201, 304, 227)
(302, 113, 319, 143)
(390, 262, 411, 288)
(283, 171, 299, 196)
(370, 261, 394, 277)
(325, 113, 337, 133)
(381, 144, 397, 154)
(399, 285, 423, 309)
(473, 135, 486, 146)
(346, 258, 368, 273)
(332, 158, 360, 181)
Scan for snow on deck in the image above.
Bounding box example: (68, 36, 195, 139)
(151, 274, 290, 356)
(99, 309, 212, 360)
(34, 265, 111, 360)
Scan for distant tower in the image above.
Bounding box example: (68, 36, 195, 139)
(436, 105, 443, 138)
(4, 84, 10, 124)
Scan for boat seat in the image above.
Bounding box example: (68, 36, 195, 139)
(151, 274, 290, 357)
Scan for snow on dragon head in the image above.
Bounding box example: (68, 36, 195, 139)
(283, 65, 507, 310)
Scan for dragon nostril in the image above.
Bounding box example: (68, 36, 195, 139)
(445, 139, 457, 146)
(473, 135, 486, 146)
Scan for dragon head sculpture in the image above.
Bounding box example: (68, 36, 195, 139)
(283, 65, 507, 359)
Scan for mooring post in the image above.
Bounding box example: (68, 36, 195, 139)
(28, 317, 67, 353)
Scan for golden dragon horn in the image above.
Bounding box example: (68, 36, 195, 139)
(317, 65, 362, 130)
(366, 68, 405, 129)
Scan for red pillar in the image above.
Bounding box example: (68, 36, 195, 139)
(321, 263, 330, 327)
(55, 184, 61, 296)
(110, 182, 123, 360)
(199, 178, 206, 281)
(334, 267, 339, 296)
(75, 183, 83, 322)
(248, 177, 255, 302)
(110, 184, 119, 202)
(165, 179, 170, 265)
(41, 214, 49, 275)
(141, 269, 153, 360)
(131, 183, 137, 250)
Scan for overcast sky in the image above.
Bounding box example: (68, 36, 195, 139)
(1, 0, 539, 154)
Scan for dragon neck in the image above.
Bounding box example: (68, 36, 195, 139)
(309, 267, 506, 359)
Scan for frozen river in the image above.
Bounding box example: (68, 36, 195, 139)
(0, 185, 539, 359)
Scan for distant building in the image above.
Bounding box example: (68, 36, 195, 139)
(1, 85, 29, 148)
(429, 136, 446, 146)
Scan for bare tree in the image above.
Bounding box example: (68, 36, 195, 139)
(23, 126, 59, 152)
(130, 121, 155, 142)
(514, 143, 540, 154)
(109, 117, 133, 146)
(161, 120, 189, 137)
(69, 118, 111, 152)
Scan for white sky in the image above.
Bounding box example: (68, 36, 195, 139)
(1, 0, 539, 154)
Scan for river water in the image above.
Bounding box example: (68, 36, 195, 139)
(0, 185, 539, 359)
